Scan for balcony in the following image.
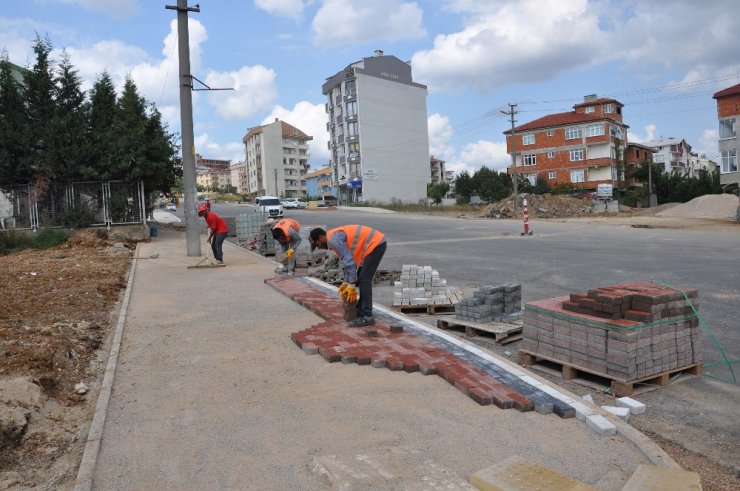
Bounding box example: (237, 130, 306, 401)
(347, 134, 359, 142)
(348, 152, 360, 162)
(345, 114, 357, 123)
(344, 92, 357, 102)
(335, 95, 342, 104)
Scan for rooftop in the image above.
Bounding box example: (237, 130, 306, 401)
(713, 83, 740, 99)
(504, 111, 610, 134)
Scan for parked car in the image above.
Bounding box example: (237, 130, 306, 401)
(317, 195, 338, 207)
(165, 202, 177, 211)
(254, 195, 284, 218)
(282, 198, 307, 209)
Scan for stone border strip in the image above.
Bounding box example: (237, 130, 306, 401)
(73, 244, 139, 491)
(302, 276, 679, 468)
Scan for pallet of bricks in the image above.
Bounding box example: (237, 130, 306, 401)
(235, 212, 275, 255)
(392, 265, 463, 313)
(455, 284, 523, 324)
(520, 282, 702, 396)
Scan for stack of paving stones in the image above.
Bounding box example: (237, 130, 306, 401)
(266, 276, 575, 418)
(455, 284, 523, 323)
(235, 212, 268, 241)
(522, 282, 701, 381)
(392, 265, 463, 307)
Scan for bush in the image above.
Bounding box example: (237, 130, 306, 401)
(0, 228, 70, 255)
(60, 204, 97, 227)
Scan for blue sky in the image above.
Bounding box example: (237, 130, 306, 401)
(3, 0, 740, 176)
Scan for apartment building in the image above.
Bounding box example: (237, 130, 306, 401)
(194, 154, 232, 191)
(303, 167, 336, 198)
(640, 138, 692, 175)
(323, 50, 430, 204)
(230, 161, 248, 195)
(504, 95, 629, 189)
(430, 156, 446, 185)
(242, 119, 312, 198)
(713, 83, 739, 192)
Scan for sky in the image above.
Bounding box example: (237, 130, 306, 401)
(3, 0, 740, 176)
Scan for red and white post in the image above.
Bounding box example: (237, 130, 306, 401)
(521, 198, 533, 235)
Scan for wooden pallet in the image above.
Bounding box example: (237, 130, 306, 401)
(518, 349, 703, 397)
(392, 304, 456, 315)
(437, 318, 523, 344)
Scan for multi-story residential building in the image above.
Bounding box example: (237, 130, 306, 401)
(430, 156, 446, 185)
(322, 50, 430, 204)
(641, 138, 692, 175)
(504, 95, 629, 189)
(242, 119, 312, 198)
(303, 167, 336, 198)
(444, 170, 455, 184)
(194, 154, 232, 191)
(624, 142, 656, 187)
(713, 83, 739, 192)
(230, 161, 248, 195)
(688, 153, 718, 178)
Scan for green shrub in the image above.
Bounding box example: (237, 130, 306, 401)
(0, 228, 69, 255)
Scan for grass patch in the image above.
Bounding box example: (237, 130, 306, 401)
(352, 201, 485, 213)
(0, 228, 70, 255)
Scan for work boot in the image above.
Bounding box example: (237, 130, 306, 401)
(348, 316, 375, 327)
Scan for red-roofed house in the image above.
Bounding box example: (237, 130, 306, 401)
(713, 83, 739, 192)
(504, 94, 629, 190)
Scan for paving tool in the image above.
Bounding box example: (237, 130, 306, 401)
(187, 248, 225, 269)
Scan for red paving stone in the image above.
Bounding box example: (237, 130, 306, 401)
(266, 277, 530, 412)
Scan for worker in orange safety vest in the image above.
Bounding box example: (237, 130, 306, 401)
(309, 225, 387, 327)
(271, 218, 301, 272)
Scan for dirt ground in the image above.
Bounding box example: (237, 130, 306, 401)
(0, 229, 133, 490)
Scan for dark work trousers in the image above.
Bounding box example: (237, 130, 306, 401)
(211, 232, 227, 262)
(355, 241, 387, 318)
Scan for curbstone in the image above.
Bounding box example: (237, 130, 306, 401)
(616, 396, 646, 415)
(585, 414, 617, 436)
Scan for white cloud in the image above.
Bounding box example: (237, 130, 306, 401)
(697, 129, 719, 159)
(54, 0, 140, 19)
(205, 65, 278, 120)
(427, 113, 455, 161)
(411, 0, 604, 92)
(194, 134, 245, 162)
(447, 140, 509, 175)
(628, 124, 657, 144)
(312, 0, 425, 46)
(254, 0, 307, 20)
(262, 101, 330, 164)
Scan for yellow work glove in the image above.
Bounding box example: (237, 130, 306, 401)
(346, 285, 358, 304)
(338, 282, 349, 296)
(286, 248, 294, 260)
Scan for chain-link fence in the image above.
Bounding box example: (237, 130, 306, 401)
(0, 180, 145, 231)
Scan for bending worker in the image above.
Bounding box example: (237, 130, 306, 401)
(198, 204, 228, 264)
(272, 218, 301, 272)
(309, 225, 386, 327)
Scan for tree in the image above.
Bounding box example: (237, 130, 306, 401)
(22, 35, 56, 187)
(51, 51, 87, 182)
(427, 182, 450, 204)
(84, 71, 117, 180)
(454, 171, 474, 203)
(0, 54, 28, 187)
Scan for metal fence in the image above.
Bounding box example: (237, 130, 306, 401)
(0, 180, 145, 231)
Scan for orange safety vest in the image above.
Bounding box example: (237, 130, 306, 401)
(273, 218, 300, 243)
(327, 225, 385, 267)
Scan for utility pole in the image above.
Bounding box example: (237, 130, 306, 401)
(502, 103, 518, 202)
(166, 0, 200, 257)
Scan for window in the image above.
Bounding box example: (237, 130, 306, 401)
(570, 169, 585, 183)
(546, 129, 554, 136)
(547, 151, 555, 159)
(585, 124, 605, 137)
(523, 154, 537, 166)
(610, 125, 624, 139)
(522, 133, 535, 145)
(584, 106, 595, 114)
(347, 122, 358, 137)
(719, 118, 736, 139)
(566, 127, 582, 139)
(604, 103, 614, 113)
(527, 173, 537, 185)
(570, 148, 584, 161)
(721, 150, 738, 173)
(345, 80, 356, 96)
(548, 171, 557, 179)
(654, 154, 665, 163)
(346, 100, 357, 116)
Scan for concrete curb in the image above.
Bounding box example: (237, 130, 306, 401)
(73, 244, 139, 491)
(341, 293, 680, 469)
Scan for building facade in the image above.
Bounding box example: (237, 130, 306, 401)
(323, 50, 430, 204)
(303, 167, 336, 198)
(194, 154, 232, 191)
(640, 138, 692, 175)
(713, 83, 739, 192)
(242, 119, 312, 198)
(430, 156, 446, 185)
(230, 161, 248, 195)
(504, 95, 629, 189)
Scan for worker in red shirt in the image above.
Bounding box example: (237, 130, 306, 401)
(198, 204, 228, 264)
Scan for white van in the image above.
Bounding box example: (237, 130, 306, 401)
(255, 195, 284, 218)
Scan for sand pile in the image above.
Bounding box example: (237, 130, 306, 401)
(656, 194, 739, 220)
